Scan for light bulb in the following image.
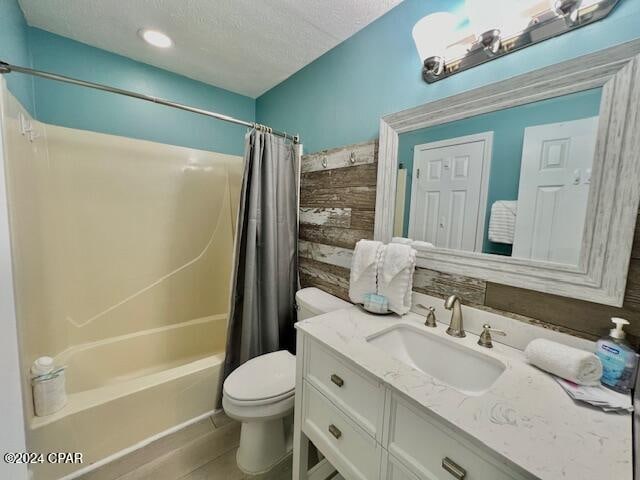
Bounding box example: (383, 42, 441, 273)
(412, 12, 461, 62)
(139, 29, 173, 48)
(466, 0, 533, 40)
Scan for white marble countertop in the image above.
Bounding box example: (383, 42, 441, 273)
(295, 306, 633, 480)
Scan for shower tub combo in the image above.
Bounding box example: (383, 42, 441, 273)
(0, 84, 242, 479)
(29, 315, 227, 480)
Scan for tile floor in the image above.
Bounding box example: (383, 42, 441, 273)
(178, 450, 292, 480)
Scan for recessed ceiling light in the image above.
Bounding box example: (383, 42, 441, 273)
(139, 29, 173, 48)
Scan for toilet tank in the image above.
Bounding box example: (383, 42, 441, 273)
(295, 287, 351, 321)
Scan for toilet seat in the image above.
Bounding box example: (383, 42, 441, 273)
(224, 388, 294, 407)
(223, 350, 296, 421)
(223, 391, 294, 422)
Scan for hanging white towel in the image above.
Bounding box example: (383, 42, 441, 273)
(349, 240, 384, 304)
(378, 243, 416, 315)
(488, 200, 517, 244)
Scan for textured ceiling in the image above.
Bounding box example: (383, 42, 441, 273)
(19, 0, 403, 97)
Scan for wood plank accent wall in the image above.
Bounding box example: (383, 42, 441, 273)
(298, 141, 640, 346)
(298, 141, 377, 301)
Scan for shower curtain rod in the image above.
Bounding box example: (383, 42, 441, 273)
(0, 61, 300, 144)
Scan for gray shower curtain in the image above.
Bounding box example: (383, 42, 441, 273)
(222, 129, 299, 381)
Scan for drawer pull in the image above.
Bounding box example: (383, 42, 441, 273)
(330, 374, 344, 387)
(442, 457, 466, 479)
(328, 424, 342, 439)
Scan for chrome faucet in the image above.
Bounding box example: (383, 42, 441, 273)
(444, 295, 465, 337)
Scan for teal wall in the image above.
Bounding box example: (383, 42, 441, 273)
(256, 0, 640, 155)
(28, 29, 254, 156)
(3, 0, 640, 156)
(0, 0, 34, 113)
(397, 88, 602, 255)
(0, 0, 255, 156)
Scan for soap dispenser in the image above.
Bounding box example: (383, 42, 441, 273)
(596, 318, 639, 393)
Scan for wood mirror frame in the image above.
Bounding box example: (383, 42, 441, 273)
(374, 40, 640, 307)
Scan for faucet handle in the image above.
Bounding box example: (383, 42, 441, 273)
(478, 324, 506, 348)
(416, 304, 437, 328)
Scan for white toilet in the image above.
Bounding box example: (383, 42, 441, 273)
(222, 287, 351, 474)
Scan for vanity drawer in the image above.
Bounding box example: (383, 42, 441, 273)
(302, 381, 382, 480)
(304, 338, 384, 438)
(386, 395, 531, 480)
(382, 454, 421, 480)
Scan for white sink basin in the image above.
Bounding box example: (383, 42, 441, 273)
(367, 324, 506, 396)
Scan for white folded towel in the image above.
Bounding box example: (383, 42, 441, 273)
(391, 237, 413, 245)
(392, 237, 435, 250)
(378, 243, 416, 315)
(525, 338, 603, 385)
(488, 200, 517, 244)
(412, 240, 434, 250)
(349, 240, 384, 304)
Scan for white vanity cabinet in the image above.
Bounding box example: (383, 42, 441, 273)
(384, 395, 531, 480)
(305, 338, 385, 440)
(301, 381, 383, 480)
(293, 336, 533, 480)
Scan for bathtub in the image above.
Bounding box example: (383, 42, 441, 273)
(28, 314, 227, 480)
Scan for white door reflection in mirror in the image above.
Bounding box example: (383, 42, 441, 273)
(396, 88, 602, 264)
(408, 133, 492, 252)
(512, 117, 598, 265)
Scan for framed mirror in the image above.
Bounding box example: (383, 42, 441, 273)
(374, 40, 640, 307)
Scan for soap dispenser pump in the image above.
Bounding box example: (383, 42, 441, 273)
(596, 318, 639, 393)
(610, 317, 628, 340)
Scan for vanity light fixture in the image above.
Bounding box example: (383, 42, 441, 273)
(416, 0, 621, 84)
(479, 29, 501, 56)
(412, 12, 460, 82)
(139, 29, 173, 48)
(422, 56, 446, 81)
(553, 0, 582, 25)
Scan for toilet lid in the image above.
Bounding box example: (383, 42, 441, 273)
(224, 350, 296, 402)
(296, 287, 351, 315)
